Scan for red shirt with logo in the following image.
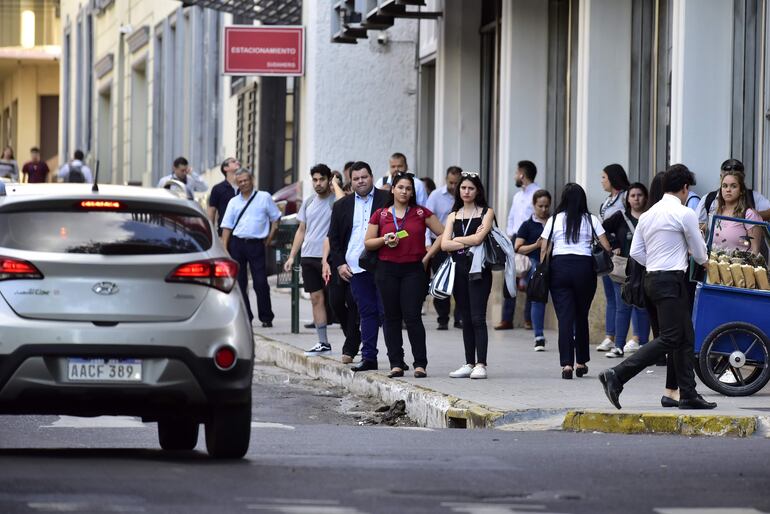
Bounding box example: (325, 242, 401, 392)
(369, 205, 433, 264)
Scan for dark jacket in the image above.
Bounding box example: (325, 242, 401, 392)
(328, 188, 390, 270)
(602, 210, 639, 257)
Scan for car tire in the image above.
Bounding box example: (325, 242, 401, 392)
(158, 417, 200, 451)
(205, 399, 251, 459)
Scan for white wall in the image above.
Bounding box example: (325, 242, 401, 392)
(497, 0, 549, 217)
(670, 0, 733, 196)
(574, 0, 632, 211)
(299, 2, 417, 196)
(433, 0, 481, 177)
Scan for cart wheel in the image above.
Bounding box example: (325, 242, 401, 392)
(698, 322, 770, 396)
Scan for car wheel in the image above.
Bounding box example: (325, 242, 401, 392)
(205, 399, 251, 459)
(157, 417, 200, 451)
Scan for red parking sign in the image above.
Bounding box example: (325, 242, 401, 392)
(223, 26, 304, 76)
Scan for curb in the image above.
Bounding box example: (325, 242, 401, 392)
(253, 334, 507, 429)
(562, 410, 768, 437)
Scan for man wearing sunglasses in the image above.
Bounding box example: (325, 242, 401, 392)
(695, 159, 770, 225)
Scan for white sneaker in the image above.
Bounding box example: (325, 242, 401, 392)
(470, 364, 487, 379)
(596, 338, 614, 351)
(623, 340, 640, 353)
(449, 364, 474, 378)
(605, 347, 624, 358)
(534, 337, 546, 352)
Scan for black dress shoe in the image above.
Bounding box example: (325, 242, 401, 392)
(387, 369, 404, 378)
(261, 321, 273, 328)
(562, 368, 573, 380)
(454, 320, 463, 329)
(437, 323, 449, 331)
(678, 394, 717, 410)
(351, 360, 378, 372)
(661, 396, 679, 408)
(598, 369, 623, 410)
(575, 365, 588, 378)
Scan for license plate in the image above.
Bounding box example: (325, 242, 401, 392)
(67, 358, 143, 382)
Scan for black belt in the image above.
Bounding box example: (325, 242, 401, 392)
(233, 236, 265, 244)
(646, 270, 686, 276)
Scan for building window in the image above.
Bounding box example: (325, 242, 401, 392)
(480, 0, 501, 202)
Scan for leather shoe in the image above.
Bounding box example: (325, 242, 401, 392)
(351, 360, 378, 372)
(437, 323, 449, 331)
(261, 321, 273, 328)
(575, 365, 588, 378)
(598, 369, 623, 410)
(660, 395, 679, 408)
(678, 394, 717, 410)
(387, 368, 404, 378)
(454, 320, 463, 329)
(494, 320, 513, 331)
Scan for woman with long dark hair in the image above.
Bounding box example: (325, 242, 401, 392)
(365, 172, 444, 378)
(596, 164, 632, 353)
(440, 173, 496, 379)
(541, 183, 611, 379)
(602, 182, 651, 358)
(0, 146, 18, 181)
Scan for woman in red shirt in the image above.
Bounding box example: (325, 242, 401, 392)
(365, 172, 444, 378)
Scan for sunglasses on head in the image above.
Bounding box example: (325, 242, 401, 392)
(722, 163, 744, 172)
(461, 171, 480, 178)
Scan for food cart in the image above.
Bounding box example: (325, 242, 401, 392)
(692, 215, 770, 396)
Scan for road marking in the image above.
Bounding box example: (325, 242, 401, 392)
(247, 505, 364, 513)
(655, 507, 766, 514)
(250, 422, 295, 430)
(27, 502, 145, 512)
(442, 503, 564, 514)
(42, 416, 148, 429)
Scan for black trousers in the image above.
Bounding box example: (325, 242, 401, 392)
(549, 255, 596, 367)
(327, 271, 361, 358)
(430, 251, 458, 325)
(229, 237, 273, 323)
(453, 256, 493, 365)
(644, 294, 678, 390)
(614, 271, 698, 399)
(375, 261, 428, 369)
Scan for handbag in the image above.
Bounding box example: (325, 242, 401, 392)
(590, 219, 614, 276)
(609, 213, 636, 283)
(526, 220, 554, 304)
(621, 258, 646, 308)
(482, 209, 507, 271)
(429, 256, 456, 299)
(358, 207, 384, 272)
(514, 253, 532, 277)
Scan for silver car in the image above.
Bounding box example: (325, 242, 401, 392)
(0, 183, 253, 458)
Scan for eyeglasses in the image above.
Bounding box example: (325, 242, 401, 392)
(461, 171, 480, 178)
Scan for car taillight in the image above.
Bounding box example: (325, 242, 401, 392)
(0, 257, 43, 280)
(166, 259, 238, 293)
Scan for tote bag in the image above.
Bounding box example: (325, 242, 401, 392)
(429, 256, 456, 299)
(526, 221, 554, 304)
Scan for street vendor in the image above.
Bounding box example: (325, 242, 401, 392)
(702, 167, 763, 255)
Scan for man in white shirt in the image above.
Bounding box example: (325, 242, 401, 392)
(157, 156, 208, 200)
(57, 150, 93, 183)
(600, 164, 716, 410)
(496, 160, 541, 331)
(426, 166, 462, 330)
(375, 152, 428, 207)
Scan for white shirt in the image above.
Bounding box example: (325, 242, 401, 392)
(630, 193, 708, 272)
(506, 182, 540, 237)
(695, 190, 770, 225)
(57, 160, 93, 183)
(426, 185, 454, 225)
(345, 189, 376, 274)
(376, 172, 428, 206)
(541, 212, 605, 257)
(220, 190, 281, 239)
(157, 172, 208, 200)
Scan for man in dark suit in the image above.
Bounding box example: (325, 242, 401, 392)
(328, 161, 390, 371)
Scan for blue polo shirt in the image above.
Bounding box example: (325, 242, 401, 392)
(220, 190, 281, 239)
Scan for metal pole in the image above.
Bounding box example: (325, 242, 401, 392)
(291, 257, 300, 334)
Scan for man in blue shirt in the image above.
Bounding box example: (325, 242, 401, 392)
(156, 156, 208, 200)
(208, 157, 239, 236)
(221, 169, 282, 327)
(426, 165, 462, 330)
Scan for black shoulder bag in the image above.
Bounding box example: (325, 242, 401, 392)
(590, 218, 614, 276)
(526, 218, 554, 304)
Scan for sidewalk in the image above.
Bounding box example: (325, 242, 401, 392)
(252, 281, 770, 437)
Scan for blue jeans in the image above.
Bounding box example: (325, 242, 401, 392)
(502, 296, 515, 322)
(612, 281, 650, 348)
(349, 271, 383, 362)
(602, 274, 616, 337)
(527, 256, 545, 338)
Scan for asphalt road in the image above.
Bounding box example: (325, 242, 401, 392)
(0, 364, 767, 514)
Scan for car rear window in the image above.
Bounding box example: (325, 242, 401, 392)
(0, 209, 212, 254)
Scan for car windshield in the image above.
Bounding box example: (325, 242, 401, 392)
(0, 210, 211, 254)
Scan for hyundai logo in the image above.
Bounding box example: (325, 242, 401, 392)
(92, 281, 119, 296)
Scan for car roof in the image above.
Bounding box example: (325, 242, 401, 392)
(0, 183, 197, 209)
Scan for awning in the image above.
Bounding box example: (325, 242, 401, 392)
(182, 0, 302, 25)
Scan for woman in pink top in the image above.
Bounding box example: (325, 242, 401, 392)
(709, 169, 763, 254)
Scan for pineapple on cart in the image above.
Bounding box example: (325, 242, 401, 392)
(692, 215, 770, 396)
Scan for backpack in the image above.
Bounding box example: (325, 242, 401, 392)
(67, 162, 86, 183)
(704, 188, 755, 214)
